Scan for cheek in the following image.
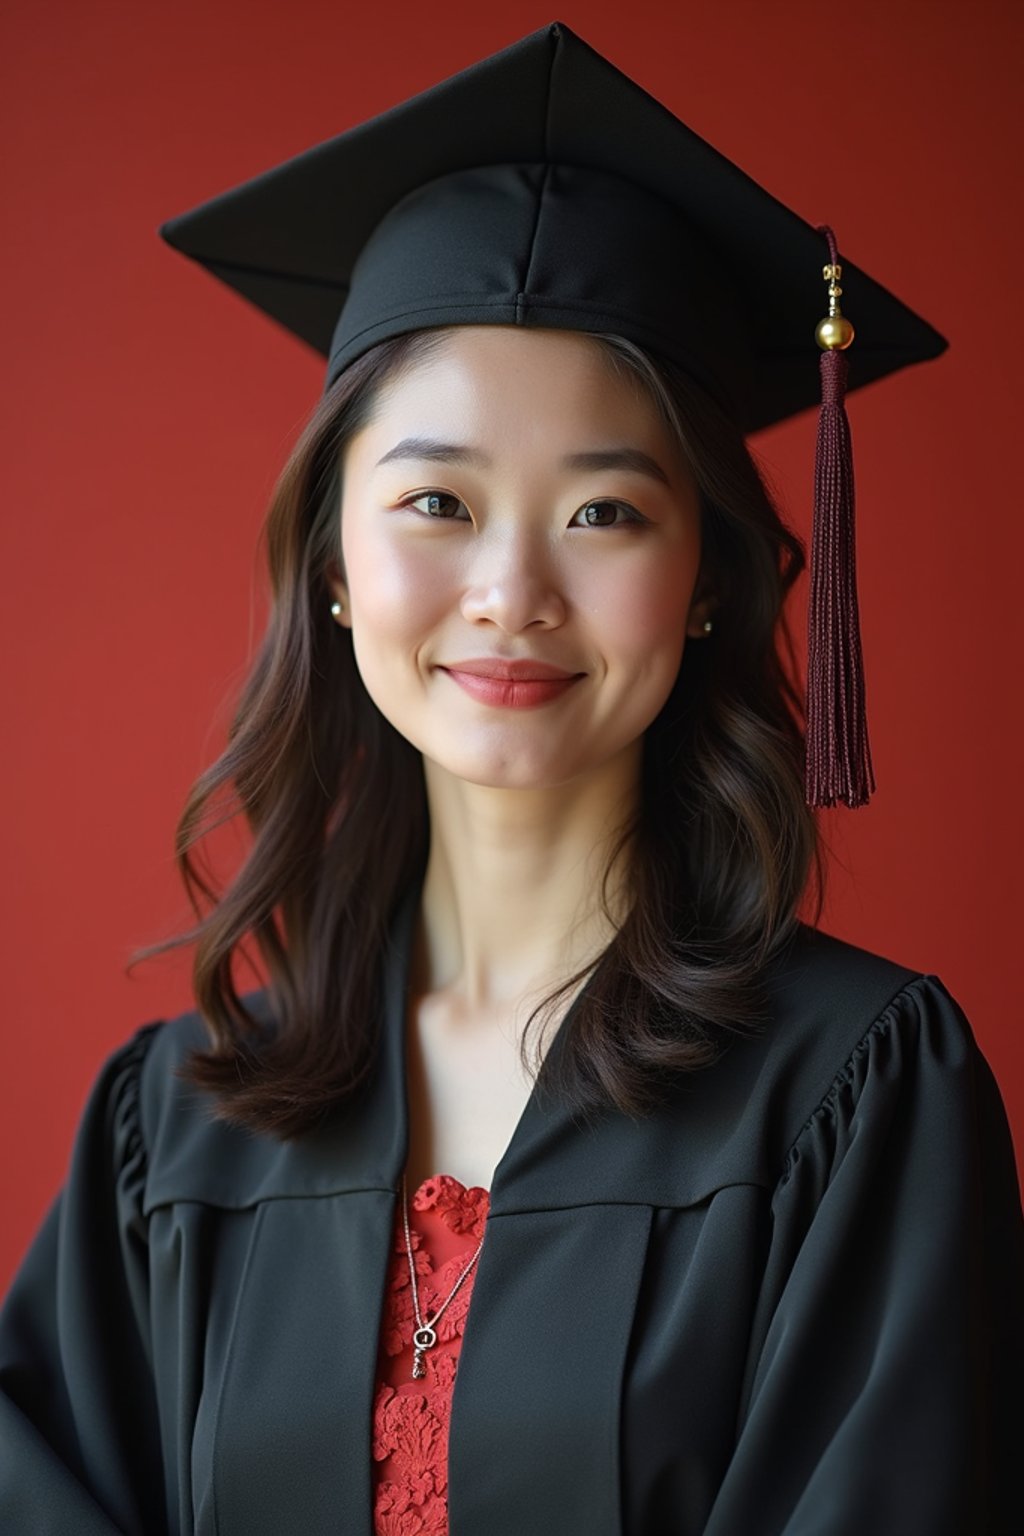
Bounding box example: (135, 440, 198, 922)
(583, 546, 696, 668)
(341, 512, 448, 641)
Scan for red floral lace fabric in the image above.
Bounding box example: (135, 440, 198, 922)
(372, 1174, 491, 1536)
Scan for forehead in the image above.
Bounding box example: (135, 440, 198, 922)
(358, 326, 679, 457)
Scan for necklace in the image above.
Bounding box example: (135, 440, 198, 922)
(401, 1172, 487, 1380)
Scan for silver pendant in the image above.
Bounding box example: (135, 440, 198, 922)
(411, 1323, 437, 1380)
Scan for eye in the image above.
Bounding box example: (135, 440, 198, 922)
(405, 491, 468, 520)
(572, 499, 647, 529)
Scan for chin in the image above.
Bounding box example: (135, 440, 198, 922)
(423, 748, 595, 792)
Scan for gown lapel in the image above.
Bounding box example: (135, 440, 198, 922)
(448, 1201, 653, 1535)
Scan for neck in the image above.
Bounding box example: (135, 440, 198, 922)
(412, 743, 640, 1015)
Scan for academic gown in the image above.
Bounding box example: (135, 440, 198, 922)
(1, 880, 1022, 1536)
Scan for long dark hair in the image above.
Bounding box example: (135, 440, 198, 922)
(132, 326, 821, 1138)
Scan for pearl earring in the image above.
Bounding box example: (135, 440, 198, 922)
(331, 599, 345, 619)
(703, 619, 713, 634)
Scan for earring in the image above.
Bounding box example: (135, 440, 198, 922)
(703, 619, 714, 634)
(331, 599, 345, 619)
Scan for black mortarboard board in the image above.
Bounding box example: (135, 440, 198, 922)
(160, 20, 948, 806)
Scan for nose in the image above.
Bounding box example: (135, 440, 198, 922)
(459, 525, 567, 632)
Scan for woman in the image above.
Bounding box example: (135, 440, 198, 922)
(1, 21, 1020, 1536)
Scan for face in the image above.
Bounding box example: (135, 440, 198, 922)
(329, 326, 711, 793)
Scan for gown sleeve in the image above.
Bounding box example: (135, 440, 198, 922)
(0, 1023, 167, 1536)
(705, 976, 1024, 1536)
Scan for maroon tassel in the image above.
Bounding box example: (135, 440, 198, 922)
(805, 225, 876, 809)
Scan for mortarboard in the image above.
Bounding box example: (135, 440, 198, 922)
(160, 20, 948, 809)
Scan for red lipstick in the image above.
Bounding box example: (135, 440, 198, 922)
(439, 657, 583, 709)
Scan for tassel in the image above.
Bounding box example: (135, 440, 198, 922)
(805, 225, 876, 809)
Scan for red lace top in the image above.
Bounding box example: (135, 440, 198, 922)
(372, 1174, 491, 1536)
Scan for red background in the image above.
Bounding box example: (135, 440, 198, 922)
(2, 0, 1021, 1292)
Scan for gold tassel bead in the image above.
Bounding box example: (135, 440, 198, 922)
(815, 315, 855, 351)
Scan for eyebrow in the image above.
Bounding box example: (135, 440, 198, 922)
(375, 437, 671, 486)
(375, 438, 487, 469)
(563, 448, 671, 487)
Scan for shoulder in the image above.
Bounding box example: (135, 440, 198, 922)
(763, 921, 972, 1070)
(709, 923, 979, 1175)
(770, 922, 920, 1016)
(761, 921, 929, 1081)
(100, 990, 300, 1214)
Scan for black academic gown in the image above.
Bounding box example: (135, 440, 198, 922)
(1, 882, 1022, 1536)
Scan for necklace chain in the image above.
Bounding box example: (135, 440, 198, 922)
(401, 1172, 486, 1380)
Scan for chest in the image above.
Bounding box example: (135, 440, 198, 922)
(402, 992, 546, 1192)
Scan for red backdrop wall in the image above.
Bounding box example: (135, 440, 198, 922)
(2, 0, 1021, 1292)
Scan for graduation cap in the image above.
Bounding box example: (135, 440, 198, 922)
(160, 20, 948, 809)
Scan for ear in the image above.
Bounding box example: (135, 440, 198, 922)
(685, 572, 716, 639)
(325, 558, 352, 629)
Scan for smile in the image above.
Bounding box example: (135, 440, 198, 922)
(439, 669, 583, 709)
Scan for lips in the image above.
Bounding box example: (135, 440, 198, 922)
(439, 659, 584, 710)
